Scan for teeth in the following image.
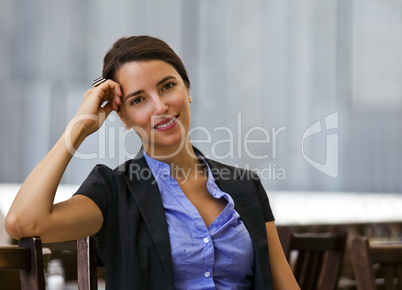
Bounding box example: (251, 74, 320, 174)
(155, 117, 176, 129)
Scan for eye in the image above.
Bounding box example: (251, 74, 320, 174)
(162, 82, 176, 91)
(131, 96, 145, 105)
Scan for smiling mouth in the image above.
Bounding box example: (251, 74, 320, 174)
(153, 116, 178, 129)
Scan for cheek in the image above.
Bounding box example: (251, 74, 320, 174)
(130, 122, 149, 141)
(125, 110, 153, 138)
(129, 112, 149, 129)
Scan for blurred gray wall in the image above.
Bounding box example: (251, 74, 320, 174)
(0, 0, 401, 193)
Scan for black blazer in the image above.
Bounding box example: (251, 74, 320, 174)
(76, 148, 274, 289)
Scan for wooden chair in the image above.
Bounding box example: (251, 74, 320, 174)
(1, 235, 99, 289)
(351, 236, 402, 290)
(277, 226, 347, 290)
(0, 237, 48, 290)
(77, 236, 98, 290)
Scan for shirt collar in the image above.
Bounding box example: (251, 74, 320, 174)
(143, 150, 171, 181)
(143, 149, 218, 190)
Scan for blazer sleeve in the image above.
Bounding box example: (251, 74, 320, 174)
(73, 164, 117, 218)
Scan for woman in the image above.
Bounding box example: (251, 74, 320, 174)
(5, 36, 299, 289)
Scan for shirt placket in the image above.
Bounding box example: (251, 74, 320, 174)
(200, 227, 214, 286)
(163, 174, 215, 289)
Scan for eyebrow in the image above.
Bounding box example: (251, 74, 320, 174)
(124, 75, 177, 101)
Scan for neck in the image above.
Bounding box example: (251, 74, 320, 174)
(144, 140, 204, 181)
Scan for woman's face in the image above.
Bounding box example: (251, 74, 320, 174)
(116, 60, 192, 156)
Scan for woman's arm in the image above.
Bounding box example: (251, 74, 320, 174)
(5, 80, 121, 243)
(265, 221, 300, 289)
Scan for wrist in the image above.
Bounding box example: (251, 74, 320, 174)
(64, 118, 90, 154)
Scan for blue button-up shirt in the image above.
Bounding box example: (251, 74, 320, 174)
(144, 152, 254, 289)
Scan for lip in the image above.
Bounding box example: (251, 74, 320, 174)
(153, 115, 179, 130)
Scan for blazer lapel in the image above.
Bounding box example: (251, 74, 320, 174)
(200, 152, 267, 242)
(208, 160, 258, 228)
(204, 156, 274, 289)
(193, 147, 259, 227)
(122, 150, 174, 283)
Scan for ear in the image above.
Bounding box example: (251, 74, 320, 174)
(187, 90, 192, 103)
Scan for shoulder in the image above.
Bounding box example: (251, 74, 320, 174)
(82, 163, 127, 186)
(112, 148, 152, 181)
(76, 156, 141, 199)
(202, 156, 260, 183)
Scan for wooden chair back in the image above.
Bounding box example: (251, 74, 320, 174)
(0, 237, 46, 290)
(277, 226, 347, 290)
(77, 236, 98, 290)
(351, 236, 402, 290)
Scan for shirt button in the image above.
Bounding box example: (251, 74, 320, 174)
(205, 271, 211, 278)
(203, 237, 209, 243)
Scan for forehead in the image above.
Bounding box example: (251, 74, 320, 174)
(116, 60, 179, 83)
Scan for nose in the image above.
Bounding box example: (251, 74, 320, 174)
(152, 96, 168, 115)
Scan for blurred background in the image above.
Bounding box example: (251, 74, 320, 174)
(1, 2, 402, 287)
(0, 0, 401, 193)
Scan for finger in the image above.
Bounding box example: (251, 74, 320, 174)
(101, 101, 114, 117)
(93, 83, 116, 106)
(103, 81, 122, 111)
(113, 94, 122, 112)
(89, 79, 121, 113)
(113, 81, 122, 99)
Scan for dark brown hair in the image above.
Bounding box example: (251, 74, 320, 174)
(102, 35, 190, 88)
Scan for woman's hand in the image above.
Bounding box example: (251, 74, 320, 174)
(74, 79, 122, 136)
(64, 80, 122, 152)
